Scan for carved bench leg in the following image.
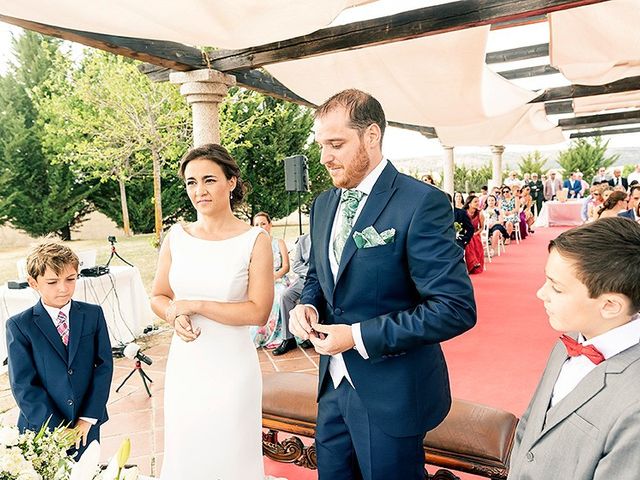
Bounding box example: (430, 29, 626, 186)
(262, 430, 318, 470)
(425, 467, 461, 480)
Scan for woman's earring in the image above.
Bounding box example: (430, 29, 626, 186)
(230, 192, 234, 200)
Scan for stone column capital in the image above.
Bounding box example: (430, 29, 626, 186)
(490, 145, 505, 155)
(170, 69, 235, 147)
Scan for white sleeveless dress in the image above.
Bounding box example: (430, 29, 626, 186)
(160, 223, 266, 480)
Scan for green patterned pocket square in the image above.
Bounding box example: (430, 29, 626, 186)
(352, 226, 396, 249)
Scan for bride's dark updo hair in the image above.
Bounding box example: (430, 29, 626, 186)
(179, 143, 246, 209)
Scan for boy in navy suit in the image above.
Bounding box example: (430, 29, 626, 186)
(6, 242, 113, 457)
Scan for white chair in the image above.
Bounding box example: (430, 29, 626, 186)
(480, 222, 492, 265)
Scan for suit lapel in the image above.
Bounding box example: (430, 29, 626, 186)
(526, 341, 567, 439)
(532, 340, 640, 447)
(334, 163, 398, 289)
(67, 301, 83, 366)
(318, 189, 340, 295)
(33, 301, 68, 363)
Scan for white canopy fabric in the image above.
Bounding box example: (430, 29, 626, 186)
(266, 26, 538, 128)
(573, 91, 640, 115)
(549, 0, 640, 85)
(436, 103, 565, 147)
(0, 0, 371, 49)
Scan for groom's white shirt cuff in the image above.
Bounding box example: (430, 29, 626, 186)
(79, 417, 97, 425)
(304, 304, 369, 359)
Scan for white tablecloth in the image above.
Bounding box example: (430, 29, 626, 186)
(533, 200, 584, 228)
(0, 266, 151, 370)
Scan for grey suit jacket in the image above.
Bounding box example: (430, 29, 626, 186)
(508, 337, 640, 480)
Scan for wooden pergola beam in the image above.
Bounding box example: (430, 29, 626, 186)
(570, 126, 640, 138)
(207, 0, 610, 71)
(485, 43, 549, 63)
(498, 64, 559, 80)
(558, 109, 640, 129)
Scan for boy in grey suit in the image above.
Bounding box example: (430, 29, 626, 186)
(508, 217, 640, 480)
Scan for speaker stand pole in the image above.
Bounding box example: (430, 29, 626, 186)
(297, 191, 303, 236)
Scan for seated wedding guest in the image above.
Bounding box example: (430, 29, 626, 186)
(628, 164, 640, 186)
(577, 172, 589, 194)
(520, 185, 535, 234)
(583, 184, 604, 223)
(508, 218, 640, 480)
(272, 233, 313, 356)
(421, 174, 436, 186)
(250, 211, 290, 348)
(481, 194, 509, 254)
(622, 185, 640, 222)
(463, 195, 484, 274)
(453, 191, 465, 209)
(499, 186, 519, 239)
(597, 191, 628, 219)
(6, 242, 113, 458)
(478, 185, 489, 209)
(591, 166, 608, 185)
(448, 193, 473, 250)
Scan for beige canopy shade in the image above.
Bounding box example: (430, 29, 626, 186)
(436, 103, 565, 146)
(0, 0, 371, 48)
(266, 26, 538, 128)
(550, 0, 640, 85)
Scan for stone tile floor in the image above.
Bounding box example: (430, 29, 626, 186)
(0, 329, 319, 477)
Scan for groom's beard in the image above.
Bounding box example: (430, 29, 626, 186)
(328, 142, 370, 189)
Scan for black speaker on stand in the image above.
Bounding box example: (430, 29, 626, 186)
(284, 155, 310, 236)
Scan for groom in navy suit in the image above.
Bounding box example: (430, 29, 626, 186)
(289, 89, 476, 479)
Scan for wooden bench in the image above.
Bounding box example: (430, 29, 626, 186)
(262, 372, 518, 480)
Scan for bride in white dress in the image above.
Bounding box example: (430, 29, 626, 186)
(151, 144, 275, 480)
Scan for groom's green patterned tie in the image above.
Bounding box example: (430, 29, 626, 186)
(333, 189, 364, 263)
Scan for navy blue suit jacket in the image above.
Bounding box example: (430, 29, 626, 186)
(563, 179, 582, 198)
(6, 300, 113, 434)
(301, 162, 476, 437)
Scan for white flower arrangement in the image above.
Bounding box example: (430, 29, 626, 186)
(0, 422, 137, 480)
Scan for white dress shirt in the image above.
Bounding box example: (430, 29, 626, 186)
(310, 158, 388, 389)
(550, 315, 640, 407)
(42, 300, 97, 425)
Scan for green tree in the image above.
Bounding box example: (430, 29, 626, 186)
(0, 31, 93, 240)
(518, 150, 548, 176)
(454, 162, 493, 193)
(556, 136, 619, 181)
(219, 88, 330, 220)
(37, 50, 191, 240)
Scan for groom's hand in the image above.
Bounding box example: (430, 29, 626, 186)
(175, 314, 200, 342)
(309, 323, 355, 355)
(289, 305, 318, 340)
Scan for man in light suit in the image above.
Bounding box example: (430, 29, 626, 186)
(543, 171, 563, 200)
(289, 89, 476, 480)
(508, 218, 640, 480)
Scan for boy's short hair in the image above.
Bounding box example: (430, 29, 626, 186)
(26, 242, 79, 279)
(549, 218, 640, 313)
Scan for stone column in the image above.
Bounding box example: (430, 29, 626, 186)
(170, 69, 236, 147)
(490, 145, 505, 190)
(442, 145, 455, 196)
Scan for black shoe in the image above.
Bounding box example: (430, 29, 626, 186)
(299, 339, 314, 349)
(272, 338, 297, 356)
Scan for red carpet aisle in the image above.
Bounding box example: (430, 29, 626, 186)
(442, 227, 567, 416)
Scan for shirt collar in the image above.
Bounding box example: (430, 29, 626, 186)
(345, 158, 388, 197)
(42, 300, 72, 323)
(580, 314, 640, 359)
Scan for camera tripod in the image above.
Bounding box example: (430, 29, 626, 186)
(105, 238, 133, 268)
(116, 360, 153, 397)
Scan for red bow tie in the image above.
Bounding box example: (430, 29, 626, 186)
(559, 335, 605, 365)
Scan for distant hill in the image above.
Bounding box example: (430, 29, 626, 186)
(392, 147, 640, 174)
